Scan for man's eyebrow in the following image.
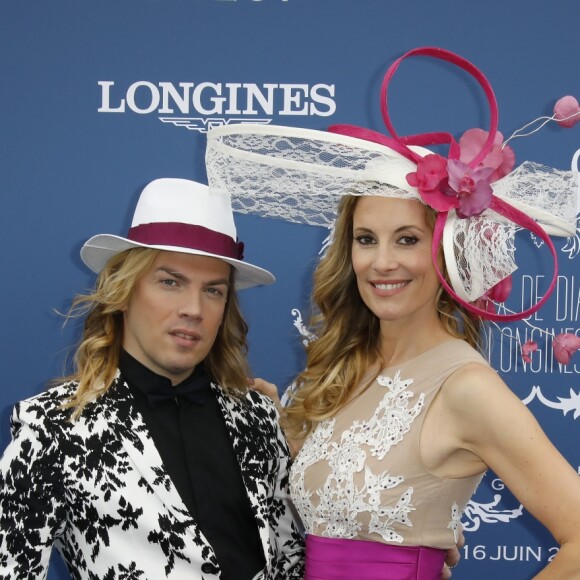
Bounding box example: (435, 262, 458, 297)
(156, 266, 185, 278)
(204, 277, 230, 287)
(155, 267, 230, 287)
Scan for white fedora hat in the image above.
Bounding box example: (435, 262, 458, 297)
(80, 178, 275, 290)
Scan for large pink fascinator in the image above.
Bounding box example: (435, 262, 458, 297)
(206, 47, 578, 322)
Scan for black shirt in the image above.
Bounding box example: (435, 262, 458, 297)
(119, 351, 265, 580)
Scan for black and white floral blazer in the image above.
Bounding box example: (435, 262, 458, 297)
(0, 373, 304, 579)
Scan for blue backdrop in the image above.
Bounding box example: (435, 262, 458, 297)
(1, 1, 579, 578)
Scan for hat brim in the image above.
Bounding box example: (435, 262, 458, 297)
(80, 234, 275, 290)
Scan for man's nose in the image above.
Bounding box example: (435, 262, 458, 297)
(177, 289, 203, 319)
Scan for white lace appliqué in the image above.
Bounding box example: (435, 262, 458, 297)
(448, 502, 461, 543)
(290, 371, 425, 543)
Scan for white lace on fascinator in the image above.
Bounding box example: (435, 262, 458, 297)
(206, 47, 579, 322)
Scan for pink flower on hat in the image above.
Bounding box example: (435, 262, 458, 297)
(553, 333, 580, 365)
(447, 160, 494, 218)
(458, 128, 515, 182)
(488, 275, 513, 303)
(407, 128, 516, 218)
(407, 155, 493, 218)
(521, 340, 538, 364)
(473, 275, 512, 314)
(406, 154, 457, 211)
(554, 96, 580, 128)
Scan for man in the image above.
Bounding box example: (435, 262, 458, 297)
(0, 178, 304, 579)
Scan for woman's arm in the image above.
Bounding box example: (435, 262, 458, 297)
(441, 364, 580, 578)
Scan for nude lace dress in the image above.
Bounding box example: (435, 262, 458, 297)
(290, 340, 488, 549)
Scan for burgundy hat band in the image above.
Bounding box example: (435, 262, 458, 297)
(128, 222, 244, 260)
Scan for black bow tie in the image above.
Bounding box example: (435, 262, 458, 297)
(145, 374, 212, 408)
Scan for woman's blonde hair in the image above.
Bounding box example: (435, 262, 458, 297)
(282, 195, 482, 441)
(63, 247, 250, 419)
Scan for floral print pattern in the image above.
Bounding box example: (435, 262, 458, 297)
(0, 374, 304, 579)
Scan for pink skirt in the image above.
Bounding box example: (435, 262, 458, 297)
(305, 535, 447, 580)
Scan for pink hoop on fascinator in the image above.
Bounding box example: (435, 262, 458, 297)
(331, 47, 577, 322)
(205, 47, 578, 322)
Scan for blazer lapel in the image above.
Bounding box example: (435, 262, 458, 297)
(101, 374, 217, 546)
(212, 384, 271, 565)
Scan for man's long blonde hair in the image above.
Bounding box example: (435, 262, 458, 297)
(282, 195, 482, 442)
(63, 247, 250, 419)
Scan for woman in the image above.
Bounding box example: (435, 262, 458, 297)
(283, 193, 580, 578)
(205, 48, 580, 578)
